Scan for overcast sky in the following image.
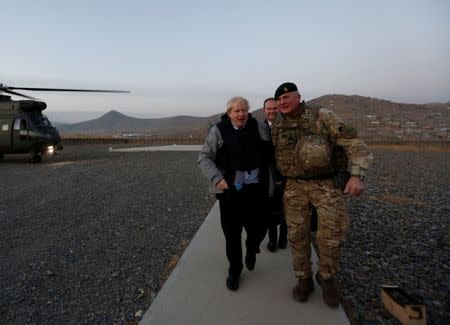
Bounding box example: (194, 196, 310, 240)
(1, 0, 449, 122)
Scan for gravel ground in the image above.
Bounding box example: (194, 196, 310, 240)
(0, 145, 215, 324)
(338, 149, 449, 325)
(1, 146, 448, 324)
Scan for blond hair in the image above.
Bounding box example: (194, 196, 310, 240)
(226, 96, 249, 113)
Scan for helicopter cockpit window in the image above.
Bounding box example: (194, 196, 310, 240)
(14, 118, 28, 130)
(29, 115, 54, 128)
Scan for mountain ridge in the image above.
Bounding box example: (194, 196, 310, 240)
(58, 94, 450, 140)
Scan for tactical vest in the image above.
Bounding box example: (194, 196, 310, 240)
(272, 103, 336, 178)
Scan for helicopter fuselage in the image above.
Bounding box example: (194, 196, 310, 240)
(0, 95, 62, 160)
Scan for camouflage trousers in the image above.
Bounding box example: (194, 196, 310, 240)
(284, 177, 350, 280)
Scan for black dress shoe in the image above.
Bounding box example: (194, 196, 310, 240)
(226, 274, 240, 291)
(278, 237, 288, 249)
(245, 253, 256, 271)
(267, 241, 277, 252)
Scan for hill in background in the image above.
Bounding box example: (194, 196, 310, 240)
(307, 95, 449, 139)
(58, 95, 450, 140)
(58, 110, 212, 138)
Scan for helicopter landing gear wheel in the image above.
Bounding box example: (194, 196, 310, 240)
(31, 154, 42, 163)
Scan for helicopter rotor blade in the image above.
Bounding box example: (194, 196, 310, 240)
(3, 89, 37, 100)
(9, 87, 129, 93)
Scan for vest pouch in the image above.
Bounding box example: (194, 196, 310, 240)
(274, 124, 300, 177)
(295, 135, 332, 177)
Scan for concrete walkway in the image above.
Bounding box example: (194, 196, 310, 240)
(109, 145, 203, 152)
(140, 202, 349, 325)
(113, 145, 348, 324)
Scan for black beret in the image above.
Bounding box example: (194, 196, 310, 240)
(274, 82, 298, 99)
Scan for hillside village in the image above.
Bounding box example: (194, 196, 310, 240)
(58, 95, 450, 141)
(307, 95, 450, 140)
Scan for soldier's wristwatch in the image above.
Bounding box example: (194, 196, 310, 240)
(352, 174, 365, 181)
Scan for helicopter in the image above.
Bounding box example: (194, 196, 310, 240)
(0, 83, 129, 163)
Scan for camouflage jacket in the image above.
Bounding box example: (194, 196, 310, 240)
(271, 101, 373, 178)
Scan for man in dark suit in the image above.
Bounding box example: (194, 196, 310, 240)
(263, 98, 288, 251)
(198, 96, 273, 291)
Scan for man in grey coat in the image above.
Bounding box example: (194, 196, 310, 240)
(198, 96, 273, 291)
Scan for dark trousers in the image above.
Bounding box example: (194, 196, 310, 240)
(268, 219, 288, 243)
(266, 184, 287, 244)
(217, 184, 265, 277)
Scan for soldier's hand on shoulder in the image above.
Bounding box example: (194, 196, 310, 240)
(343, 176, 365, 196)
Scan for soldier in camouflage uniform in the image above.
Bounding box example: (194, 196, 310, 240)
(271, 82, 373, 307)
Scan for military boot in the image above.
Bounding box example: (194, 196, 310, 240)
(316, 273, 340, 307)
(292, 277, 314, 302)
